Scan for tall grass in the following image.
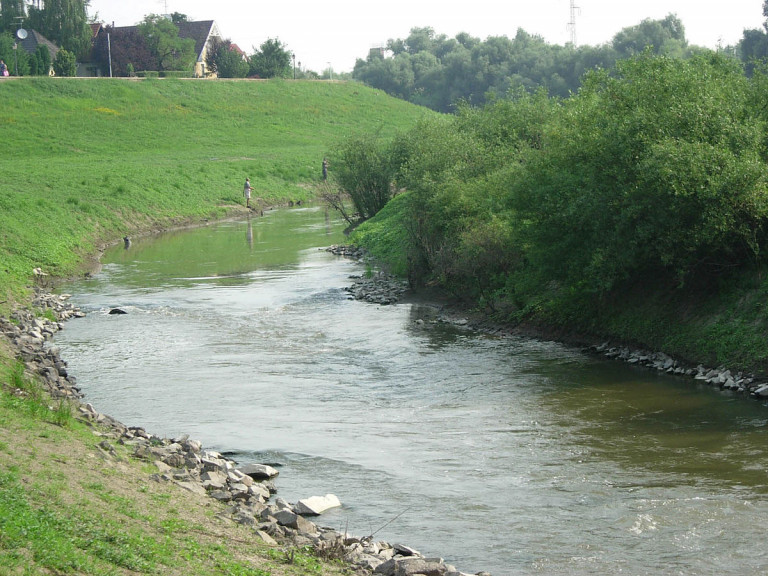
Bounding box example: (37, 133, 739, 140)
(0, 78, 433, 307)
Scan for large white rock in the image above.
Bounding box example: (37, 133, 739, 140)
(237, 463, 279, 479)
(294, 494, 342, 516)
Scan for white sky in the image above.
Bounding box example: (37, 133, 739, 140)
(86, 1, 765, 73)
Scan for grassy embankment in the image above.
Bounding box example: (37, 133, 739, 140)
(0, 77, 432, 575)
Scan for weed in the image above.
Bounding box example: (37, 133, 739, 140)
(50, 399, 73, 428)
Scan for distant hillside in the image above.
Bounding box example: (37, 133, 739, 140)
(0, 78, 434, 305)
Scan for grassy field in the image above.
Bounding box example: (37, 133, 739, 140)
(0, 77, 432, 309)
(0, 77, 433, 575)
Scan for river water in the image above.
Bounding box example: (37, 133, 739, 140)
(53, 206, 768, 575)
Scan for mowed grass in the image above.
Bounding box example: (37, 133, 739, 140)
(0, 77, 433, 307)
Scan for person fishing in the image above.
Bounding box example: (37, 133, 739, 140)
(243, 177, 252, 208)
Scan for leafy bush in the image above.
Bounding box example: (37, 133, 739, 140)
(510, 51, 768, 293)
(329, 133, 398, 223)
(53, 49, 77, 77)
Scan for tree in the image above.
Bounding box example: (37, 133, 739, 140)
(329, 134, 397, 223)
(138, 14, 195, 72)
(0, 0, 25, 34)
(30, 44, 50, 75)
(27, 0, 91, 58)
(510, 53, 768, 293)
(612, 14, 688, 58)
(764, 0, 768, 29)
(248, 38, 291, 78)
(0, 31, 28, 74)
(92, 25, 157, 76)
(53, 47, 76, 76)
(740, 28, 768, 75)
(205, 37, 248, 78)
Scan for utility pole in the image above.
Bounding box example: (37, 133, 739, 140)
(567, 0, 580, 47)
(107, 32, 113, 77)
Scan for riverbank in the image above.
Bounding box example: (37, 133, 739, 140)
(330, 244, 768, 405)
(4, 227, 760, 566)
(0, 283, 488, 576)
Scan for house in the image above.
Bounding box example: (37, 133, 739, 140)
(77, 22, 105, 76)
(177, 20, 222, 78)
(18, 29, 59, 75)
(98, 19, 222, 78)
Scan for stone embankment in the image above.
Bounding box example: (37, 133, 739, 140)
(1, 287, 486, 576)
(0, 290, 85, 400)
(588, 343, 768, 399)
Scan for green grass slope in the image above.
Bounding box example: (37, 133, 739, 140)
(0, 77, 432, 307)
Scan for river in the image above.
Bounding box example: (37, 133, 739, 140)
(53, 206, 768, 575)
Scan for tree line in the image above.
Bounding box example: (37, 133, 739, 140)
(351, 11, 768, 112)
(332, 50, 768, 324)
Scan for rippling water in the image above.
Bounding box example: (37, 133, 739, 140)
(53, 206, 768, 575)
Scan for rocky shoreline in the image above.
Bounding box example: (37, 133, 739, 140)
(0, 288, 489, 576)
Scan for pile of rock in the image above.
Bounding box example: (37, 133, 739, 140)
(345, 273, 409, 305)
(79, 402, 482, 575)
(327, 244, 367, 259)
(326, 244, 409, 305)
(0, 289, 84, 399)
(590, 343, 768, 399)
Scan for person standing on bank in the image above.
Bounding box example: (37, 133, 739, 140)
(243, 177, 252, 208)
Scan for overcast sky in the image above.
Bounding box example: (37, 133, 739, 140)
(87, 1, 765, 73)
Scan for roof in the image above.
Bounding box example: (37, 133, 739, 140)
(18, 30, 59, 59)
(177, 20, 220, 59)
(110, 20, 220, 60)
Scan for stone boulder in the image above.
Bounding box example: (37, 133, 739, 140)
(237, 463, 279, 480)
(294, 493, 341, 515)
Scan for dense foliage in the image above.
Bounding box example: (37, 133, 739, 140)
(28, 43, 50, 75)
(248, 37, 292, 79)
(350, 51, 768, 368)
(204, 37, 248, 78)
(352, 16, 695, 112)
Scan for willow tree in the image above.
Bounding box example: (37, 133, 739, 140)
(27, 0, 91, 58)
(0, 0, 26, 33)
